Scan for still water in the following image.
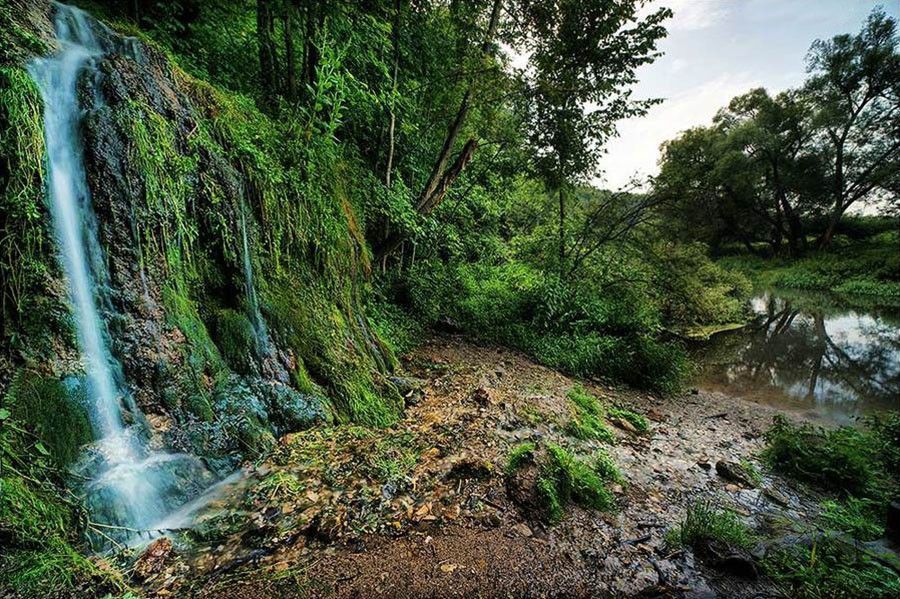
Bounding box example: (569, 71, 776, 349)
(694, 290, 900, 425)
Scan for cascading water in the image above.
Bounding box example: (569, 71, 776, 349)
(239, 203, 272, 357)
(28, 3, 215, 545)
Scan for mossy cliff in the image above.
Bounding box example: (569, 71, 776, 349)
(1, 0, 401, 593)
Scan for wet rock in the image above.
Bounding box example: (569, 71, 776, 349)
(697, 539, 758, 579)
(389, 376, 425, 407)
(887, 501, 900, 544)
(697, 461, 712, 471)
(610, 416, 638, 434)
(133, 537, 173, 579)
(715, 460, 757, 488)
(512, 523, 533, 538)
(505, 460, 546, 521)
(762, 487, 789, 507)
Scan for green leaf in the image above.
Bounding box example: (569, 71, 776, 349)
(0, 408, 9, 420)
(35, 441, 50, 456)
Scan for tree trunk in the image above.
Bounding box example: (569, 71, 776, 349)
(377, 139, 477, 259)
(257, 0, 277, 108)
(284, 1, 297, 100)
(558, 185, 566, 273)
(385, 0, 401, 187)
(416, 0, 502, 211)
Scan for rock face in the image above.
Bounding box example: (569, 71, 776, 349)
(887, 501, 900, 544)
(2, 0, 400, 474)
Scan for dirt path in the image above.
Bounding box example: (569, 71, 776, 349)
(153, 335, 820, 598)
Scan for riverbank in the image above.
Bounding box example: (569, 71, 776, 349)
(716, 230, 900, 302)
(123, 335, 842, 598)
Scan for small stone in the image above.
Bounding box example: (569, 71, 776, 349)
(512, 523, 533, 538)
(715, 460, 758, 488)
(763, 487, 789, 507)
(697, 461, 712, 471)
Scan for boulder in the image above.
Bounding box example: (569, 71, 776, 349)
(715, 460, 757, 488)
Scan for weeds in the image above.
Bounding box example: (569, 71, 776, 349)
(666, 501, 755, 550)
(764, 536, 900, 599)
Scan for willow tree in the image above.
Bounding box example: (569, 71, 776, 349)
(805, 8, 900, 247)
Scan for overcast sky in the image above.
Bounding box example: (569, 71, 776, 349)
(597, 0, 900, 190)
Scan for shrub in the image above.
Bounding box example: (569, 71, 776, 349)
(763, 415, 884, 498)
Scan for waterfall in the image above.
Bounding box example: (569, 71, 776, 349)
(28, 3, 214, 545)
(239, 203, 272, 356)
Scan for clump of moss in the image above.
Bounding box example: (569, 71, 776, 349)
(210, 308, 257, 375)
(1, 384, 127, 596)
(564, 385, 615, 443)
(507, 441, 618, 522)
(506, 442, 536, 474)
(5, 370, 92, 468)
(539, 443, 616, 521)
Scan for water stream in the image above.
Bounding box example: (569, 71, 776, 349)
(694, 289, 900, 425)
(29, 3, 214, 545)
(239, 203, 272, 357)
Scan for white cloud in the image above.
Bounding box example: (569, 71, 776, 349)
(641, 0, 730, 31)
(597, 72, 761, 189)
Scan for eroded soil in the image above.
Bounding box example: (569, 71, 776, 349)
(135, 335, 824, 598)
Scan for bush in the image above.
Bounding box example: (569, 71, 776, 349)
(401, 260, 691, 393)
(763, 415, 886, 498)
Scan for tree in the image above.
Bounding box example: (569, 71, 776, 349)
(715, 88, 823, 256)
(804, 8, 900, 247)
(514, 0, 670, 274)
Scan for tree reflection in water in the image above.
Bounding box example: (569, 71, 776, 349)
(695, 291, 900, 424)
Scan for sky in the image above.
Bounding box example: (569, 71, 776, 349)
(597, 0, 900, 190)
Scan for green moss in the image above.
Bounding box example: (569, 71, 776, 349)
(565, 385, 615, 443)
(607, 406, 649, 434)
(6, 370, 92, 468)
(540, 443, 615, 521)
(210, 308, 256, 375)
(0, 2, 49, 64)
(506, 442, 536, 473)
(0, 67, 71, 356)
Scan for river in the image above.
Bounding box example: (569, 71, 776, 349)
(694, 289, 900, 425)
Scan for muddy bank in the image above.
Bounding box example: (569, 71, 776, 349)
(117, 334, 836, 598)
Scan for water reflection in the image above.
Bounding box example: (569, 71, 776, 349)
(695, 291, 900, 424)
